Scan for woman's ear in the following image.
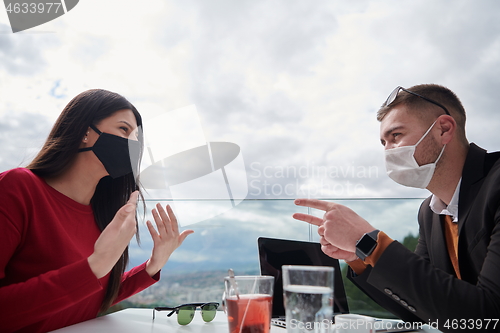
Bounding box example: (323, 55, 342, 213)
(83, 128, 90, 143)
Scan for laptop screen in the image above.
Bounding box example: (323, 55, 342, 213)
(258, 237, 349, 318)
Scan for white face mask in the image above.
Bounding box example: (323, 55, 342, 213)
(385, 120, 445, 189)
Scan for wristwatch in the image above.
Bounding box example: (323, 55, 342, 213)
(355, 230, 380, 261)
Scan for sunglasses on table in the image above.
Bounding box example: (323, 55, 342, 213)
(153, 302, 219, 325)
(384, 86, 451, 116)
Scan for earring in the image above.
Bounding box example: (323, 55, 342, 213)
(84, 137, 88, 142)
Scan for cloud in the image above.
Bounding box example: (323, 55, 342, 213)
(69, 34, 111, 68)
(0, 111, 52, 171)
(0, 23, 60, 75)
(175, 0, 500, 199)
(4, 0, 497, 199)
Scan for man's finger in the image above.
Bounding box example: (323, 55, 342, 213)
(294, 198, 334, 212)
(319, 237, 330, 246)
(292, 213, 324, 226)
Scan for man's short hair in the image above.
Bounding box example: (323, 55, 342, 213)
(377, 84, 467, 137)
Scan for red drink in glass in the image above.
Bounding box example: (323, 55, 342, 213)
(226, 294, 273, 333)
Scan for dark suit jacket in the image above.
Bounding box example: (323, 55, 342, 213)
(348, 143, 500, 332)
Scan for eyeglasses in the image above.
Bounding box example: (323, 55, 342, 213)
(152, 302, 219, 325)
(384, 86, 451, 116)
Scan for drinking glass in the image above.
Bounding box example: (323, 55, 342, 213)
(223, 275, 274, 333)
(282, 265, 334, 333)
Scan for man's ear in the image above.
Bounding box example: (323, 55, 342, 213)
(438, 115, 456, 145)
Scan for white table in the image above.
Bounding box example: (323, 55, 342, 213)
(51, 308, 286, 332)
(51, 308, 441, 332)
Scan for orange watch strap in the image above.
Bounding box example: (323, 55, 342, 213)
(347, 231, 394, 275)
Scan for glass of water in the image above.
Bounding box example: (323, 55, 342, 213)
(282, 265, 334, 333)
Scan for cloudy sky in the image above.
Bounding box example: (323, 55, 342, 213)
(2, 1, 500, 268)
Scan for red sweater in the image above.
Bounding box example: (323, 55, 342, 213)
(0, 168, 159, 332)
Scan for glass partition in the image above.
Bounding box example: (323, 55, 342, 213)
(117, 198, 424, 319)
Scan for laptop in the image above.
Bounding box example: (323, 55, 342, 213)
(257, 237, 350, 328)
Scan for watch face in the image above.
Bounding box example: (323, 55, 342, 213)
(357, 234, 377, 254)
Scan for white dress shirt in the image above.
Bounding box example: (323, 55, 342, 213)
(429, 179, 461, 223)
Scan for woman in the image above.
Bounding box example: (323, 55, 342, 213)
(0, 89, 193, 332)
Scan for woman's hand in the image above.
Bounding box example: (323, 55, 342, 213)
(88, 191, 139, 279)
(145, 203, 194, 276)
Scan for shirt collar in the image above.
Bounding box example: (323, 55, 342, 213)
(429, 178, 461, 223)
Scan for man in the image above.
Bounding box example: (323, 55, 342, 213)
(293, 84, 500, 332)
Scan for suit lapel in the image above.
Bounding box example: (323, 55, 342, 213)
(458, 143, 487, 236)
(430, 213, 454, 274)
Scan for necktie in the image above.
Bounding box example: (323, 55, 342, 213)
(443, 215, 461, 279)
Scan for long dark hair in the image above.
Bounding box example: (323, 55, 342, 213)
(27, 89, 144, 312)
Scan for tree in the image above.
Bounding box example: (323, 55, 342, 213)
(402, 233, 418, 252)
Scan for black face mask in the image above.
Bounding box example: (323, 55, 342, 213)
(79, 124, 141, 179)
